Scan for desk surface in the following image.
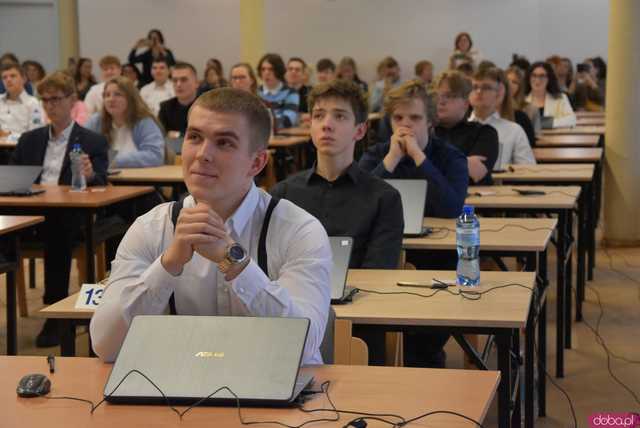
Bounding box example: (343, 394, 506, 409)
(0, 185, 154, 208)
(109, 165, 183, 184)
(535, 134, 600, 147)
(0, 215, 44, 236)
(1, 356, 499, 428)
(493, 164, 594, 183)
(340, 269, 535, 328)
(268, 135, 310, 148)
(0, 139, 16, 149)
(576, 117, 605, 126)
(540, 125, 605, 136)
(533, 147, 603, 162)
(466, 185, 580, 210)
(576, 111, 604, 118)
(404, 217, 556, 252)
(38, 292, 92, 319)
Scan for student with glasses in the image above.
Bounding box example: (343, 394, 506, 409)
(10, 71, 108, 347)
(525, 61, 576, 128)
(469, 67, 535, 170)
(433, 71, 498, 185)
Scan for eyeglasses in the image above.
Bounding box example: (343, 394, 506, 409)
(471, 84, 498, 93)
(231, 75, 248, 81)
(437, 92, 462, 102)
(41, 95, 70, 105)
(530, 73, 548, 80)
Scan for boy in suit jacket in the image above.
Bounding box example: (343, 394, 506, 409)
(10, 71, 108, 347)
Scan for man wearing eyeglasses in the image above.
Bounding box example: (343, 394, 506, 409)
(10, 71, 108, 348)
(468, 67, 535, 170)
(434, 71, 498, 185)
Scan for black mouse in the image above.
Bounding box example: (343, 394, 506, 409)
(16, 373, 51, 397)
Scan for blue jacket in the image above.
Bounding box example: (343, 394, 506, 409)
(85, 114, 164, 168)
(359, 136, 469, 218)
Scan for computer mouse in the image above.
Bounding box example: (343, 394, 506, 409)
(16, 373, 51, 397)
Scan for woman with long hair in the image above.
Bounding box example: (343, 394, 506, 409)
(525, 61, 576, 128)
(85, 76, 164, 167)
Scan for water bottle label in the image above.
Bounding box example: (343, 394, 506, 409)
(457, 229, 480, 246)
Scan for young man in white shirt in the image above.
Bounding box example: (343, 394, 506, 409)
(84, 55, 122, 115)
(140, 58, 174, 116)
(0, 63, 45, 140)
(468, 67, 535, 170)
(90, 88, 332, 364)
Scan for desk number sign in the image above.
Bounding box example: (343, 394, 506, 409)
(75, 283, 107, 309)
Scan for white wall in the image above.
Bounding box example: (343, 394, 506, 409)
(0, 0, 59, 73)
(71, 0, 607, 84)
(77, 0, 241, 79)
(264, 0, 608, 83)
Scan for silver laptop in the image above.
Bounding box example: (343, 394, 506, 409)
(385, 179, 428, 237)
(104, 315, 313, 407)
(329, 236, 355, 303)
(0, 166, 45, 196)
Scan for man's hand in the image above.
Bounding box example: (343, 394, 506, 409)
(135, 38, 149, 49)
(161, 203, 230, 276)
(80, 154, 94, 180)
(383, 127, 408, 173)
(468, 155, 488, 183)
(402, 129, 426, 166)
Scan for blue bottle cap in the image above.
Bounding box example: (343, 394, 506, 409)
(72, 143, 81, 150)
(463, 205, 474, 215)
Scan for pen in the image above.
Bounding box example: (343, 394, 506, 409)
(47, 355, 55, 373)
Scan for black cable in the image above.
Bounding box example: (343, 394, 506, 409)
(341, 409, 486, 428)
(505, 166, 591, 173)
(422, 224, 555, 240)
(531, 335, 578, 427)
(358, 282, 534, 303)
(581, 285, 640, 405)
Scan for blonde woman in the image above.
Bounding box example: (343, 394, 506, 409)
(85, 76, 164, 167)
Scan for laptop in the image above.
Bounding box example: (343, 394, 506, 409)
(329, 236, 356, 304)
(540, 116, 554, 130)
(385, 179, 428, 237)
(0, 166, 45, 196)
(104, 315, 314, 407)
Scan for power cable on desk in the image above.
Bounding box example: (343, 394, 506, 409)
(422, 224, 555, 240)
(357, 281, 535, 302)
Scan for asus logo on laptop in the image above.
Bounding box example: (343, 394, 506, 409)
(194, 351, 225, 358)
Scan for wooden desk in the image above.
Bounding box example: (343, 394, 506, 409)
(576, 111, 604, 118)
(535, 134, 600, 147)
(268, 135, 310, 148)
(338, 270, 535, 428)
(493, 164, 594, 183)
(275, 126, 311, 137)
(0, 216, 44, 354)
(108, 165, 183, 185)
(466, 185, 580, 379)
(0, 185, 153, 283)
(540, 125, 605, 136)
(37, 292, 91, 357)
(405, 217, 556, 252)
(576, 117, 605, 126)
(533, 147, 603, 163)
(1, 356, 499, 428)
(0, 139, 16, 150)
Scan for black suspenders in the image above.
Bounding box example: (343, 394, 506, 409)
(168, 197, 280, 315)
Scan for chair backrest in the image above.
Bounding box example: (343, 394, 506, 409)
(319, 306, 336, 364)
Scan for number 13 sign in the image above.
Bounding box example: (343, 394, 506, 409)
(74, 283, 107, 310)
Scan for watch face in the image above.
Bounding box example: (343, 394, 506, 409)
(228, 244, 246, 262)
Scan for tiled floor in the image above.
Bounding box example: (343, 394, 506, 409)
(1, 247, 639, 427)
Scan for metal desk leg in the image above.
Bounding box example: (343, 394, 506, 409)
(589, 161, 601, 280)
(496, 331, 513, 428)
(84, 210, 96, 283)
(58, 319, 76, 357)
(512, 329, 521, 428)
(524, 253, 537, 428)
(556, 210, 566, 378)
(565, 209, 573, 349)
(576, 184, 587, 322)
(6, 269, 17, 355)
(538, 296, 547, 417)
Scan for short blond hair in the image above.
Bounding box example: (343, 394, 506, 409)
(37, 71, 76, 96)
(191, 87, 272, 152)
(384, 79, 436, 122)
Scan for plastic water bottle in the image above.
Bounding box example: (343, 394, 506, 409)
(456, 205, 480, 286)
(69, 144, 87, 191)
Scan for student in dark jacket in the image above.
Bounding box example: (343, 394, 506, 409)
(433, 70, 498, 185)
(359, 80, 468, 219)
(10, 72, 108, 348)
(128, 29, 176, 85)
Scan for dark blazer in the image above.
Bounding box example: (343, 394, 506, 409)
(11, 123, 109, 186)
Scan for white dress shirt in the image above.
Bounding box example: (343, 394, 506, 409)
(469, 111, 536, 170)
(140, 80, 175, 116)
(90, 184, 332, 365)
(111, 123, 136, 156)
(40, 121, 75, 184)
(0, 90, 45, 139)
(84, 82, 105, 115)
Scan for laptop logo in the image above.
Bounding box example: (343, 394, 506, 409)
(194, 351, 225, 358)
